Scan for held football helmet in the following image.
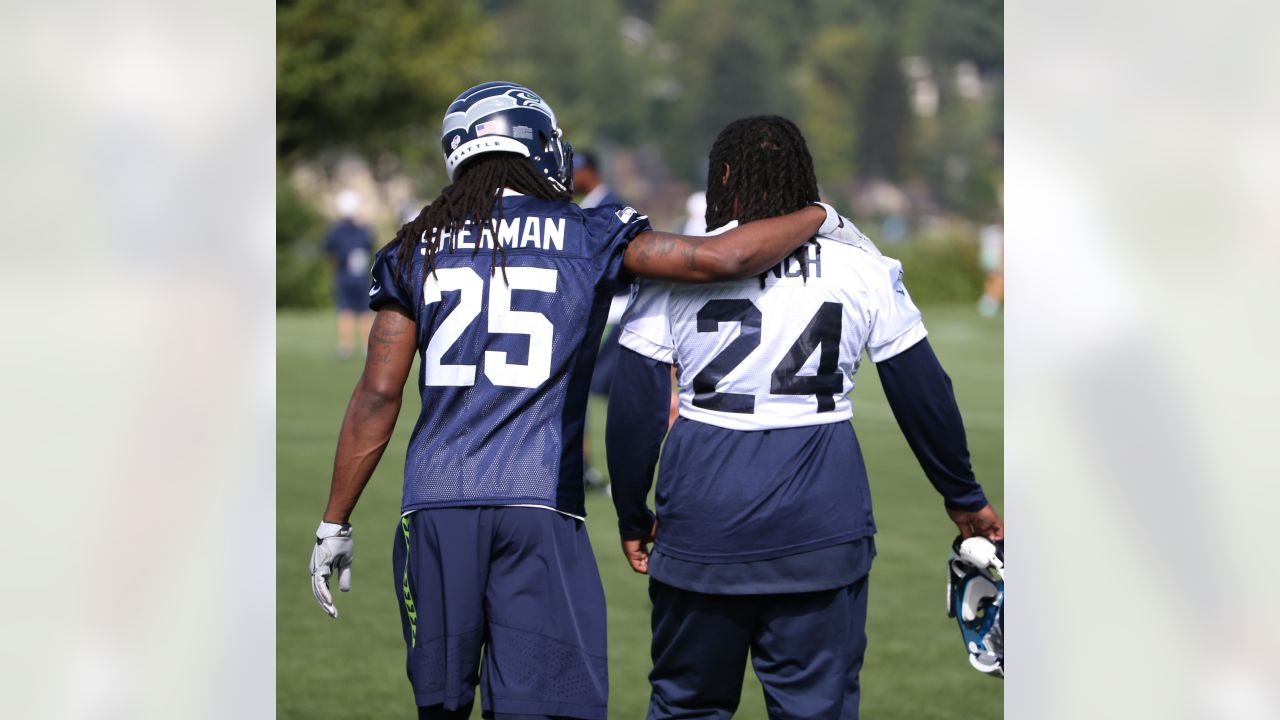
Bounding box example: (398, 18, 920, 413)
(440, 81, 573, 192)
(946, 535, 1004, 678)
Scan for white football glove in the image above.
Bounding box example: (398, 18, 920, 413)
(811, 201, 844, 236)
(310, 521, 353, 619)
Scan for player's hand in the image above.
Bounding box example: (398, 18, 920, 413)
(947, 504, 1004, 542)
(310, 521, 354, 618)
(621, 521, 658, 575)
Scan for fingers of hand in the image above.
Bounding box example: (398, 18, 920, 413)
(310, 541, 345, 618)
(951, 504, 1003, 541)
(629, 552, 649, 575)
(622, 539, 650, 574)
(311, 569, 337, 618)
(337, 558, 353, 592)
(309, 543, 329, 575)
(978, 508, 1004, 541)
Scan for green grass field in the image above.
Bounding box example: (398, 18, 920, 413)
(278, 305, 1003, 719)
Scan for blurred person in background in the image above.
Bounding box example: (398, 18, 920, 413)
(577, 149, 632, 490)
(607, 116, 1004, 720)
(880, 213, 907, 243)
(572, 150, 626, 211)
(681, 190, 707, 235)
(399, 199, 428, 226)
(307, 82, 841, 720)
(977, 220, 1004, 318)
(324, 189, 375, 358)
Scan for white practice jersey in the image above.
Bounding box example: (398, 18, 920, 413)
(619, 218, 927, 432)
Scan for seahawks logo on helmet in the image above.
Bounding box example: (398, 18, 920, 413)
(511, 90, 546, 108)
(946, 536, 1004, 678)
(440, 81, 573, 193)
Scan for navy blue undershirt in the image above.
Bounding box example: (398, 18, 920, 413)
(648, 538, 876, 595)
(874, 339, 988, 512)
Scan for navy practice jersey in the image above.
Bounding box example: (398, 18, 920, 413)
(369, 192, 650, 518)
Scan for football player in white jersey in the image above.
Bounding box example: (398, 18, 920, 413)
(607, 116, 1003, 719)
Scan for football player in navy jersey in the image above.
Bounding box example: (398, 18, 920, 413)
(607, 116, 1004, 719)
(306, 84, 842, 720)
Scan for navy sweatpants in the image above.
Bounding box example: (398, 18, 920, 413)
(648, 576, 870, 720)
(392, 507, 609, 720)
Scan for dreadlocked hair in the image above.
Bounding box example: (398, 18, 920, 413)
(704, 115, 822, 287)
(391, 152, 570, 288)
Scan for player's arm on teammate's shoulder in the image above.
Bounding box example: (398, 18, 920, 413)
(875, 338, 1004, 542)
(606, 348, 671, 574)
(324, 306, 417, 524)
(622, 203, 839, 282)
(310, 306, 417, 619)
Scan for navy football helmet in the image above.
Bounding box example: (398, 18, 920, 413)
(946, 535, 1004, 678)
(440, 81, 573, 192)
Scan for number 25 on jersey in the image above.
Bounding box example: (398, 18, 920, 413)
(421, 267, 556, 389)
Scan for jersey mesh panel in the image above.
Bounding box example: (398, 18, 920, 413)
(487, 623, 607, 705)
(402, 249, 603, 512)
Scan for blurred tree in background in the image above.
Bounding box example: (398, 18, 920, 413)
(277, 0, 1003, 307)
(797, 24, 875, 191)
(278, 0, 493, 178)
(858, 40, 913, 182)
(276, 166, 328, 308)
(479, 0, 647, 150)
(645, 0, 805, 180)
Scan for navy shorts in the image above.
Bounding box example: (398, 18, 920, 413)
(335, 279, 369, 312)
(648, 575, 870, 720)
(392, 507, 609, 719)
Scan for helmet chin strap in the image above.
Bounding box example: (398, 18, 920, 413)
(527, 132, 572, 193)
(560, 141, 574, 193)
(545, 175, 569, 194)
